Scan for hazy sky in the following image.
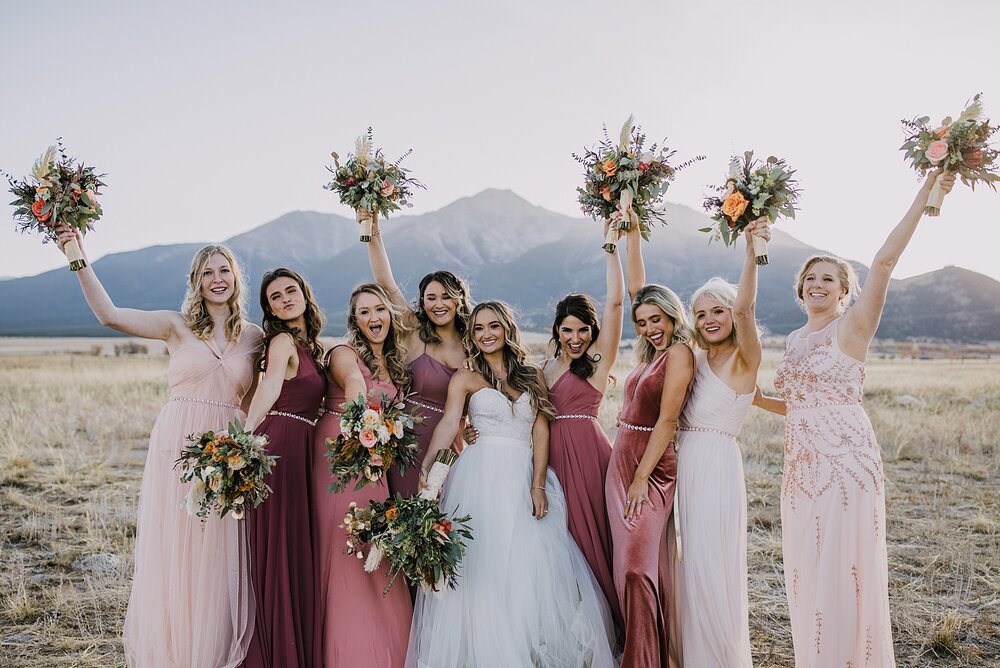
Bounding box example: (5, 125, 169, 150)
(2, 0, 998, 281)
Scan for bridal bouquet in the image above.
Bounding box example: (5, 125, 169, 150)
(324, 128, 425, 241)
(6, 141, 106, 271)
(326, 392, 420, 492)
(901, 93, 999, 216)
(175, 420, 276, 520)
(342, 450, 474, 594)
(574, 116, 704, 253)
(701, 152, 801, 265)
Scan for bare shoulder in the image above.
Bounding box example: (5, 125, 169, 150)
(329, 343, 360, 366)
(667, 343, 695, 371)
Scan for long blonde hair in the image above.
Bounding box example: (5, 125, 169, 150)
(181, 245, 246, 342)
(465, 301, 555, 420)
(347, 283, 411, 390)
(631, 284, 693, 363)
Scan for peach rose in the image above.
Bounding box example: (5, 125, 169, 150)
(31, 199, 52, 224)
(925, 140, 949, 165)
(601, 159, 618, 177)
(380, 179, 395, 198)
(359, 429, 378, 449)
(934, 126, 949, 139)
(721, 191, 749, 222)
(369, 453, 383, 467)
(385, 505, 399, 521)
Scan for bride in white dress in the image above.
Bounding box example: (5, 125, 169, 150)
(406, 300, 616, 668)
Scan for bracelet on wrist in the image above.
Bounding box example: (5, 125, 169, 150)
(531, 485, 546, 491)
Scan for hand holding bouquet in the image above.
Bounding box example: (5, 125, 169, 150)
(324, 128, 425, 242)
(574, 116, 704, 253)
(701, 152, 801, 266)
(901, 93, 999, 216)
(326, 392, 420, 492)
(342, 450, 474, 595)
(5, 141, 106, 271)
(175, 420, 276, 520)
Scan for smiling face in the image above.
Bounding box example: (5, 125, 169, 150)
(634, 303, 675, 352)
(692, 294, 733, 346)
(472, 308, 505, 355)
(353, 290, 392, 345)
(265, 276, 306, 322)
(557, 314, 593, 360)
(421, 280, 458, 327)
(799, 260, 849, 314)
(199, 253, 235, 305)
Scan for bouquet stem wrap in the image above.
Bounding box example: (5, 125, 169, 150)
(419, 449, 456, 501)
(64, 236, 87, 271)
(359, 214, 373, 243)
(925, 177, 946, 217)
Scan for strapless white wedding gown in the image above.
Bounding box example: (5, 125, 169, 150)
(405, 388, 617, 668)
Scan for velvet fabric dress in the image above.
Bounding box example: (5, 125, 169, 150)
(243, 345, 325, 668)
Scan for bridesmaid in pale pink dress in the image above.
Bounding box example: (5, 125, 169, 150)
(55, 229, 261, 668)
(608, 233, 694, 667)
(541, 219, 627, 635)
(243, 268, 327, 668)
(754, 171, 955, 666)
(311, 283, 413, 666)
(363, 209, 471, 497)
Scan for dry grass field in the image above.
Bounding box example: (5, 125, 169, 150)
(1, 347, 998, 667)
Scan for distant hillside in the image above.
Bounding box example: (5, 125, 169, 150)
(2, 189, 999, 342)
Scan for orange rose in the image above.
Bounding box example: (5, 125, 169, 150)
(385, 506, 399, 521)
(721, 191, 749, 222)
(239, 480, 255, 492)
(31, 199, 52, 224)
(601, 159, 618, 177)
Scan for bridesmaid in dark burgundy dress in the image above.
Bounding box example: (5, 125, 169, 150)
(243, 268, 327, 668)
(606, 224, 695, 667)
(362, 209, 472, 497)
(542, 220, 627, 635)
(311, 284, 413, 667)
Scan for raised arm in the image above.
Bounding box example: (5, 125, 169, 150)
(841, 171, 956, 356)
(245, 333, 297, 431)
(732, 220, 767, 371)
(55, 227, 180, 341)
(625, 345, 694, 520)
(591, 223, 626, 386)
(420, 370, 476, 472)
(624, 220, 645, 303)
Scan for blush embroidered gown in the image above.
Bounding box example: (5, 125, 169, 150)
(547, 369, 623, 633)
(243, 345, 325, 668)
(774, 318, 895, 667)
(606, 349, 683, 668)
(673, 351, 753, 667)
(405, 389, 616, 668)
(124, 333, 261, 668)
(312, 345, 412, 667)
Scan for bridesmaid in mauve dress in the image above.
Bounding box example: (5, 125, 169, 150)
(362, 208, 472, 497)
(311, 284, 413, 667)
(754, 171, 956, 667)
(54, 232, 261, 668)
(243, 268, 327, 668)
(540, 219, 629, 636)
(606, 280, 694, 668)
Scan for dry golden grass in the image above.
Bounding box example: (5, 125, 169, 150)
(1, 350, 998, 666)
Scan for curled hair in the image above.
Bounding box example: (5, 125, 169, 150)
(181, 245, 246, 342)
(346, 283, 411, 390)
(550, 294, 606, 382)
(412, 271, 473, 345)
(794, 255, 860, 314)
(465, 300, 555, 420)
(258, 267, 325, 368)
(631, 284, 694, 364)
(689, 277, 760, 351)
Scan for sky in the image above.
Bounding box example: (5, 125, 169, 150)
(2, 0, 998, 281)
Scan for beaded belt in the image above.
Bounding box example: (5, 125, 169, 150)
(267, 410, 317, 427)
(616, 419, 654, 432)
(170, 396, 240, 411)
(787, 401, 862, 413)
(407, 399, 444, 415)
(678, 426, 737, 439)
(555, 414, 597, 421)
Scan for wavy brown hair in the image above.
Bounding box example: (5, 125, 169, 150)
(465, 300, 555, 420)
(181, 245, 246, 342)
(550, 294, 607, 382)
(258, 267, 325, 368)
(345, 283, 411, 390)
(412, 270, 473, 345)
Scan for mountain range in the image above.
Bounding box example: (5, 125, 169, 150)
(2, 189, 998, 342)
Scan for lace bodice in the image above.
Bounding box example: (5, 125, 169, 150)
(467, 388, 536, 444)
(774, 318, 864, 411)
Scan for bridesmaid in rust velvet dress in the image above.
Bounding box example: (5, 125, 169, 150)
(607, 250, 694, 667)
(311, 284, 413, 667)
(243, 268, 327, 668)
(362, 209, 472, 496)
(542, 220, 627, 636)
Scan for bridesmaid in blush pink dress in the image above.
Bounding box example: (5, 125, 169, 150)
(541, 220, 628, 636)
(754, 172, 956, 666)
(311, 284, 413, 667)
(54, 231, 261, 668)
(243, 268, 327, 668)
(363, 208, 472, 497)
